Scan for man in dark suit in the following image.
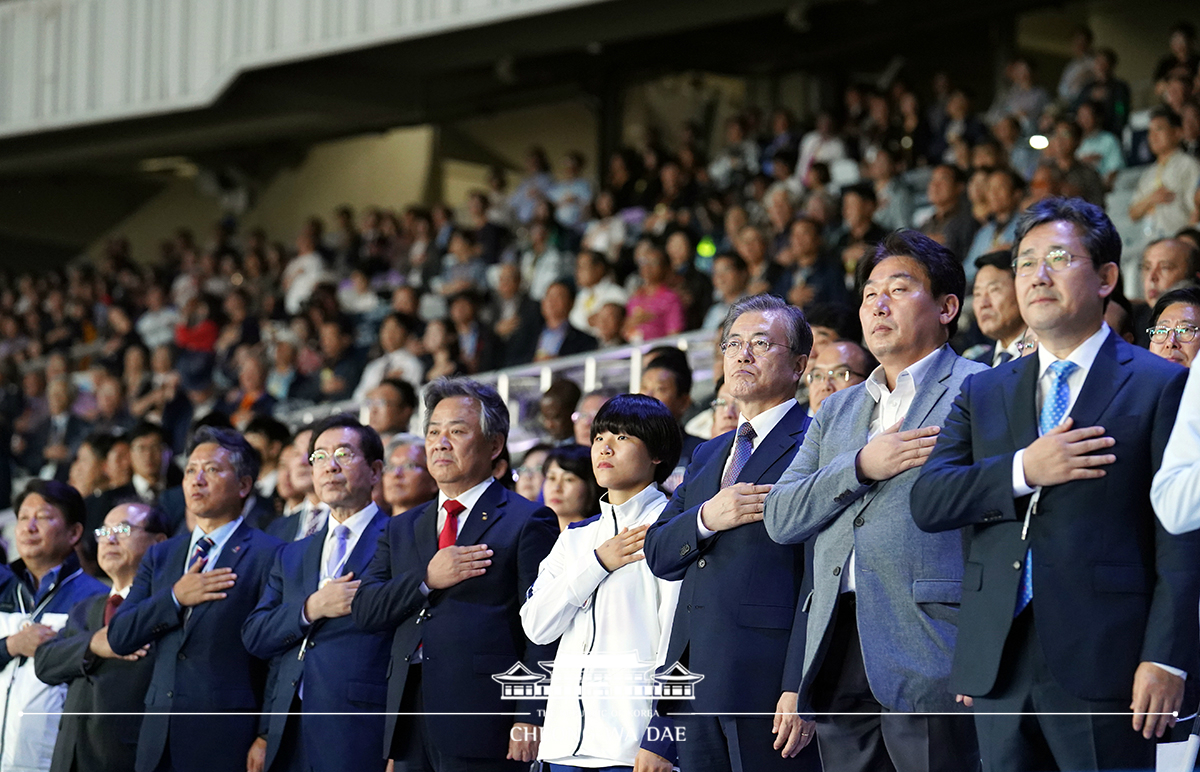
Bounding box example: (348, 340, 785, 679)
(35, 501, 169, 772)
(352, 378, 559, 771)
(108, 426, 283, 772)
(449, 291, 505, 374)
(129, 421, 183, 508)
(492, 264, 543, 367)
(533, 281, 597, 361)
(911, 198, 1200, 772)
(242, 414, 392, 772)
(21, 378, 91, 481)
(963, 251, 1027, 367)
(643, 294, 819, 771)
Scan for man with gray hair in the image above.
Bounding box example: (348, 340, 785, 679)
(380, 433, 438, 515)
(107, 426, 282, 772)
(645, 293, 820, 771)
(353, 378, 559, 771)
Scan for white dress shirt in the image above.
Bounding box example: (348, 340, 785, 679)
(843, 345, 944, 593)
(991, 334, 1025, 368)
(696, 398, 799, 540)
(436, 477, 497, 539)
(316, 503, 378, 580)
(1152, 365, 1200, 535)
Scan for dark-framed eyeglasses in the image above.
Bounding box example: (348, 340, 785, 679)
(719, 337, 795, 358)
(1147, 324, 1199, 344)
(805, 366, 867, 385)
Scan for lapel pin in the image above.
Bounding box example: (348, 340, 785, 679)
(481, 513, 488, 521)
(232, 545, 241, 553)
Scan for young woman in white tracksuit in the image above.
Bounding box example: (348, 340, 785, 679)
(521, 394, 683, 772)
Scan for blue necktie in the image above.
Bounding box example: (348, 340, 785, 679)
(1016, 359, 1078, 617)
(721, 422, 756, 489)
(188, 536, 215, 570)
(324, 525, 350, 580)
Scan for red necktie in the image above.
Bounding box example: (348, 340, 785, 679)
(439, 500, 465, 550)
(104, 595, 123, 626)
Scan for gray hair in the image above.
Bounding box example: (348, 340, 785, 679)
(720, 294, 814, 357)
(186, 425, 261, 484)
(422, 377, 510, 442)
(385, 432, 425, 460)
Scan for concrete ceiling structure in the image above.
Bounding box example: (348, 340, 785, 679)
(0, 0, 1051, 268)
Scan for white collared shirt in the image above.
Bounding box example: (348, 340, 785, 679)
(317, 503, 378, 580)
(1011, 323, 1111, 496)
(184, 516, 244, 573)
(844, 345, 945, 593)
(295, 499, 330, 542)
(436, 477, 497, 539)
(992, 334, 1025, 368)
(697, 398, 799, 539)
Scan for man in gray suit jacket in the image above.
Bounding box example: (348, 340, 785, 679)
(764, 230, 984, 772)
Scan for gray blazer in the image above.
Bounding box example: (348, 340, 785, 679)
(764, 344, 987, 712)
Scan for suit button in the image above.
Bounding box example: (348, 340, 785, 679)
(698, 558, 707, 568)
(680, 544, 691, 557)
(166, 691, 174, 698)
(686, 605, 692, 611)
(177, 653, 186, 661)
(853, 516, 864, 527)
(1013, 561, 1021, 570)
(833, 566, 841, 576)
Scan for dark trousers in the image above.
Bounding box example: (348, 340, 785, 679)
(675, 713, 822, 771)
(274, 696, 311, 772)
(809, 594, 979, 772)
(974, 609, 1155, 772)
(390, 665, 525, 772)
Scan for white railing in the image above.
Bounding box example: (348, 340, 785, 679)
(0, 0, 611, 139)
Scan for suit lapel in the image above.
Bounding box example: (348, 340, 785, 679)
(1068, 332, 1131, 429)
(88, 593, 107, 630)
(900, 346, 956, 432)
(345, 506, 389, 578)
(696, 433, 735, 496)
(302, 523, 327, 592)
(738, 404, 807, 483)
(1004, 352, 1041, 451)
(456, 481, 506, 547)
(183, 522, 253, 639)
(414, 500, 440, 567)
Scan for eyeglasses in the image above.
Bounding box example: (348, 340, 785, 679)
(364, 399, 399, 409)
(309, 448, 357, 467)
(709, 397, 735, 411)
(571, 411, 598, 424)
(514, 465, 542, 480)
(720, 337, 795, 358)
(94, 523, 146, 540)
(384, 462, 425, 475)
(1147, 324, 1199, 343)
(1012, 248, 1088, 277)
(806, 366, 867, 385)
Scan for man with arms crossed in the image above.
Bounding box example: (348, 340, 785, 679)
(912, 198, 1198, 771)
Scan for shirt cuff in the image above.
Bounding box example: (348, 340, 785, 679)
(171, 590, 182, 610)
(696, 506, 717, 540)
(300, 607, 312, 628)
(1012, 450, 1036, 498)
(1150, 662, 1187, 680)
(419, 582, 431, 597)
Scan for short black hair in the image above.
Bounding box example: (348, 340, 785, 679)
(1150, 106, 1183, 129)
(933, 163, 967, 186)
(379, 378, 418, 409)
(187, 426, 260, 485)
(858, 229, 966, 338)
(16, 479, 87, 528)
(308, 414, 385, 465)
(842, 182, 877, 206)
(322, 314, 356, 338)
(713, 253, 748, 273)
(1013, 197, 1122, 269)
(546, 280, 577, 305)
(1151, 287, 1200, 326)
(805, 302, 862, 344)
(129, 420, 167, 445)
(990, 167, 1028, 193)
(542, 444, 602, 518)
(643, 359, 692, 398)
(974, 250, 1015, 276)
(244, 415, 291, 447)
(591, 394, 683, 485)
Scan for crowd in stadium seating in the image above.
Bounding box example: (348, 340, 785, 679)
(2, 18, 1200, 772)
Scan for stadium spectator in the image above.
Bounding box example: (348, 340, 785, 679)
(1130, 109, 1200, 244)
(571, 388, 615, 447)
(1142, 237, 1200, 307)
(804, 340, 873, 415)
(538, 443, 602, 531)
(1047, 118, 1106, 206)
(353, 313, 424, 402)
(784, 217, 849, 310)
(967, 251, 1028, 366)
(381, 433, 437, 515)
(921, 164, 980, 263)
(522, 221, 573, 301)
(1075, 101, 1125, 184)
(570, 250, 628, 336)
(987, 57, 1050, 130)
(703, 253, 750, 331)
(639, 359, 704, 465)
(966, 169, 1026, 279)
(867, 148, 915, 231)
(1147, 287, 1200, 367)
(625, 244, 686, 342)
(535, 282, 597, 361)
(243, 415, 290, 501)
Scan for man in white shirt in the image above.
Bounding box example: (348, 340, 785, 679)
(243, 415, 392, 772)
(766, 231, 985, 772)
(1130, 109, 1200, 278)
(569, 251, 627, 335)
(282, 234, 328, 315)
(912, 197, 1198, 772)
(1153, 365, 1200, 533)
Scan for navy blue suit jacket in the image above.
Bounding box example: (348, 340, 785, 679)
(242, 506, 392, 772)
(351, 480, 559, 760)
(912, 332, 1200, 700)
(107, 520, 282, 772)
(644, 402, 814, 713)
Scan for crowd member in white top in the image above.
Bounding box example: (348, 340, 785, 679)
(1152, 364, 1200, 534)
(569, 251, 628, 336)
(522, 394, 684, 772)
(282, 234, 329, 315)
(1130, 109, 1200, 246)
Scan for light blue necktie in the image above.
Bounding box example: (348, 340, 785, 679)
(324, 525, 350, 581)
(721, 422, 756, 489)
(1016, 359, 1078, 617)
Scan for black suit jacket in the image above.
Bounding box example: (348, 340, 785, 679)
(107, 520, 282, 772)
(644, 403, 814, 713)
(35, 593, 155, 772)
(912, 332, 1200, 700)
(558, 324, 599, 357)
(352, 480, 559, 760)
(21, 414, 92, 478)
(498, 297, 543, 367)
(242, 507, 391, 772)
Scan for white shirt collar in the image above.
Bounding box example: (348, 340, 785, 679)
(132, 474, 159, 500)
(1035, 323, 1110, 378)
(437, 477, 496, 517)
(599, 483, 667, 528)
(864, 344, 946, 404)
(736, 398, 798, 447)
(324, 502, 378, 542)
